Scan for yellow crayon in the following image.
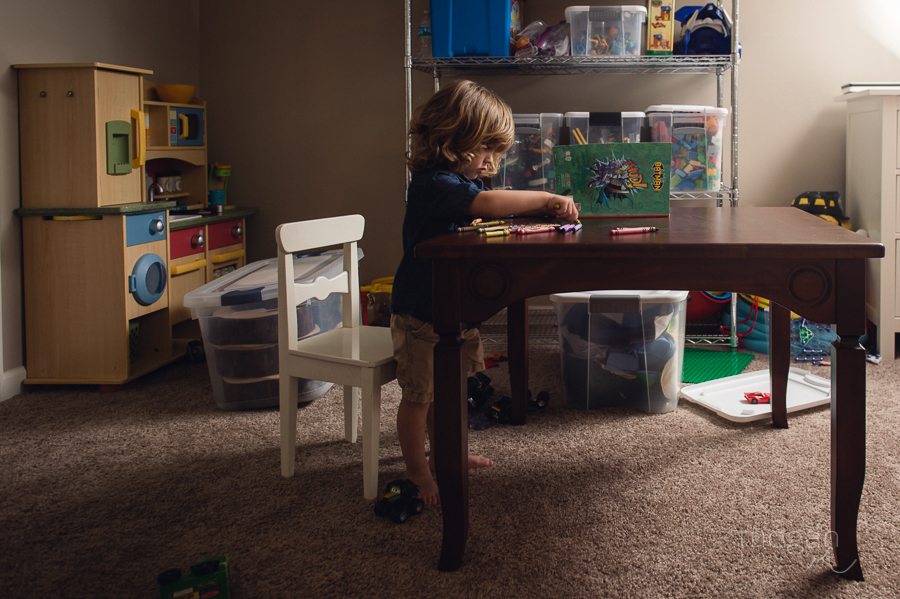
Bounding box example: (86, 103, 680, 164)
(478, 225, 511, 233)
(484, 230, 510, 238)
(460, 220, 504, 232)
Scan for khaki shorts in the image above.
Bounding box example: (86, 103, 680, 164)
(390, 313, 484, 404)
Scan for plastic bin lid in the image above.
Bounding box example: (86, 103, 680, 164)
(565, 5, 648, 19)
(183, 248, 363, 309)
(565, 111, 646, 119)
(513, 114, 540, 124)
(645, 104, 729, 116)
(550, 289, 689, 304)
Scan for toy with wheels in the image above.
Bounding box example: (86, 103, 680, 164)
(158, 555, 230, 599)
(744, 391, 770, 405)
(529, 390, 550, 410)
(490, 390, 551, 422)
(373, 479, 425, 524)
(467, 371, 495, 411)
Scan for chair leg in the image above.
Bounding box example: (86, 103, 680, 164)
(280, 375, 299, 477)
(343, 385, 359, 443)
(361, 373, 382, 500)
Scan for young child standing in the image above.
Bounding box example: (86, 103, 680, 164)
(390, 80, 579, 506)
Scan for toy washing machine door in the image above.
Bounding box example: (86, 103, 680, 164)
(126, 211, 168, 307)
(129, 253, 167, 305)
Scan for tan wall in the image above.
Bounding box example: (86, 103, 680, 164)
(3, 0, 900, 379)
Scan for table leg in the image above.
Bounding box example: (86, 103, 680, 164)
(830, 260, 866, 581)
(432, 260, 468, 572)
(769, 302, 790, 428)
(507, 298, 529, 425)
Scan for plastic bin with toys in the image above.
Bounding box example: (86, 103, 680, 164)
(494, 113, 564, 193)
(550, 290, 688, 414)
(565, 5, 647, 56)
(183, 249, 361, 410)
(645, 104, 728, 191)
(563, 111, 645, 145)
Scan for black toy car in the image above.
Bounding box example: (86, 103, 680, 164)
(467, 372, 494, 411)
(373, 479, 425, 524)
(489, 391, 550, 423)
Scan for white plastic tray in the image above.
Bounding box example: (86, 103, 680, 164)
(679, 367, 831, 422)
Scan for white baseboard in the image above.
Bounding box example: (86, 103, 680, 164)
(1, 366, 26, 402)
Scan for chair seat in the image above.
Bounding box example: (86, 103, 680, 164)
(290, 325, 394, 368)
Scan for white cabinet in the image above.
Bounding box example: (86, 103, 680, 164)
(841, 91, 900, 359)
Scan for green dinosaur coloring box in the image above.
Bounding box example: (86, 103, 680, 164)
(553, 142, 671, 218)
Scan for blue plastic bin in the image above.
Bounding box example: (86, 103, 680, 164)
(430, 0, 512, 57)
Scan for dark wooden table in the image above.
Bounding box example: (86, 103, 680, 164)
(416, 207, 884, 579)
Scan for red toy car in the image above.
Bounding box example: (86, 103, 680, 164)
(744, 391, 771, 404)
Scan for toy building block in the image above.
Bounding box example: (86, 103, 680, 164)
(158, 555, 230, 599)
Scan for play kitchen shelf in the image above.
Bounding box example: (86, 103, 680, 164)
(143, 80, 208, 210)
(14, 62, 255, 385)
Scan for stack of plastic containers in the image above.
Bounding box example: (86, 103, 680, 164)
(645, 105, 729, 191)
(184, 249, 360, 410)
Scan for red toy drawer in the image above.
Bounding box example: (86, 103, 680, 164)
(207, 219, 244, 250)
(170, 227, 206, 260)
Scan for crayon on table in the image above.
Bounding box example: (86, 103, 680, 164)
(459, 220, 504, 232)
(609, 226, 659, 235)
(484, 230, 510, 238)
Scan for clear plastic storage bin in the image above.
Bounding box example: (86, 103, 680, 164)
(645, 104, 729, 191)
(183, 249, 361, 410)
(494, 113, 564, 192)
(550, 290, 688, 413)
(565, 5, 647, 56)
(564, 111, 645, 144)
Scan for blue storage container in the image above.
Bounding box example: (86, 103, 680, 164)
(430, 0, 511, 57)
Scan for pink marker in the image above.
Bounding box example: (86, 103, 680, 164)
(610, 226, 659, 235)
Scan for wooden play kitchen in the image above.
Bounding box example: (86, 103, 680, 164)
(14, 62, 255, 385)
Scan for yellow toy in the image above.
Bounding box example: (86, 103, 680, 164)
(647, 0, 674, 55)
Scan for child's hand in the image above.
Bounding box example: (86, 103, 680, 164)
(548, 195, 579, 222)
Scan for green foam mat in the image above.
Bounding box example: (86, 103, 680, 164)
(682, 347, 755, 384)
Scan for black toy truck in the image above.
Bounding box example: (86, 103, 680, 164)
(489, 390, 550, 423)
(373, 479, 425, 524)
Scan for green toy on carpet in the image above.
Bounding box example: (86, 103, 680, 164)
(682, 347, 755, 384)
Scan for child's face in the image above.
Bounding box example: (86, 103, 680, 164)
(462, 143, 498, 180)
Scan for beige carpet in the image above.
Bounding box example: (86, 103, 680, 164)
(1, 345, 898, 598)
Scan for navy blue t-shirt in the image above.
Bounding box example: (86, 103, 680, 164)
(390, 169, 486, 324)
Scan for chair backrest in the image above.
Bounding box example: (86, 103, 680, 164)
(275, 215, 365, 350)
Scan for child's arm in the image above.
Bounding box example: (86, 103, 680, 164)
(468, 190, 579, 222)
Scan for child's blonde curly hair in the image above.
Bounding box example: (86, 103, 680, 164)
(406, 80, 514, 177)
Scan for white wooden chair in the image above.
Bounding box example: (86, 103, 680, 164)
(276, 215, 397, 499)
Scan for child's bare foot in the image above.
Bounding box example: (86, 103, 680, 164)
(405, 470, 440, 506)
(468, 454, 494, 469)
